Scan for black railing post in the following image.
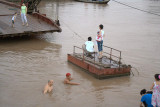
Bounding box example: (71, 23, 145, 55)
(119, 51, 121, 68)
(110, 48, 112, 63)
(73, 46, 75, 54)
(94, 52, 95, 63)
(83, 49, 84, 61)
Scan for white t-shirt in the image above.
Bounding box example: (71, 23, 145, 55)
(12, 15, 16, 21)
(96, 30, 104, 41)
(85, 41, 94, 52)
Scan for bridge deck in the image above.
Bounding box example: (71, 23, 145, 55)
(0, 1, 61, 37)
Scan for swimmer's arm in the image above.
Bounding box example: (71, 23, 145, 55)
(68, 82, 80, 85)
(150, 83, 154, 90)
(66, 80, 79, 85)
(43, 85, 48, 94)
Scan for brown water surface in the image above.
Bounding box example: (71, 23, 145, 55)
(0, 0, 160, 107)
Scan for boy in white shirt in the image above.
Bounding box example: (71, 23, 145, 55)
(12, 12, 17, 27)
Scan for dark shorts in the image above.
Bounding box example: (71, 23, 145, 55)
(12, 20, 14, 24)
(97, 40, 103, 52)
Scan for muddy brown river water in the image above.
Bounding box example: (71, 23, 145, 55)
(0, 0, 160, 107)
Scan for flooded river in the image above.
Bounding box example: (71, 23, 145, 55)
(0, 0, 160, 107)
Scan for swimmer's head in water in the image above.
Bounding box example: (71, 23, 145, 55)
(66, 73, 71, 77)
(48, 80, 53, 86)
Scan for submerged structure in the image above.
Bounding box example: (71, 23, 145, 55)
(68, 45, 131, 79)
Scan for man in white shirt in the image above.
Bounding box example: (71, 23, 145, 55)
(85, 37, 94, 52)
(83, 37, 95, 58)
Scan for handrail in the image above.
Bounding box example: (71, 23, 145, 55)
(74, 46, 82, 50)
(103, 45, 121, 52)
(103, 52, 120, 59)
(103, 45, 121, 67)
(73, 45, 122, 68)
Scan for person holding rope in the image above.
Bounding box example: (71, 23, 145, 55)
(96, 24, 105, 59)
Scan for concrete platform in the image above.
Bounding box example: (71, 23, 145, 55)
(0, 1, 61, 37)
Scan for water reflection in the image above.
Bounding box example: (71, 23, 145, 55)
(67, 61, 132, 105)
(0, 36, 62, 53)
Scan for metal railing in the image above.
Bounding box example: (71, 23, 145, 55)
(103, 45, 121, 67)
(73, 45, 122, 67)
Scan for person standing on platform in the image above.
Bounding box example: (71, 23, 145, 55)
(150, 74, 160, 107)
(20, 3, 28, 26)
(96, 24, 105, 59)
(11, 12, 17, 27)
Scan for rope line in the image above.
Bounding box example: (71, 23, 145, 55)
(130, 69, 134, 77)
(112, 0, 160, 17)
(132, 67, 140, 75)
(59, 18, 86, 41)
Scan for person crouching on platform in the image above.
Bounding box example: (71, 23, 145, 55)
(43, 80, 54, 94)
(140, 89, 153, 107)
(11, 12, 17, 28)
(20, 3, 28, 26)
(64, 73, 80, 85)
(82, 37, 95, 58)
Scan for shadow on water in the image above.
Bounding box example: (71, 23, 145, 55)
(66, 61, 132, 106)
(0, 35, 62, 53)
(67, 61, 131, 87)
